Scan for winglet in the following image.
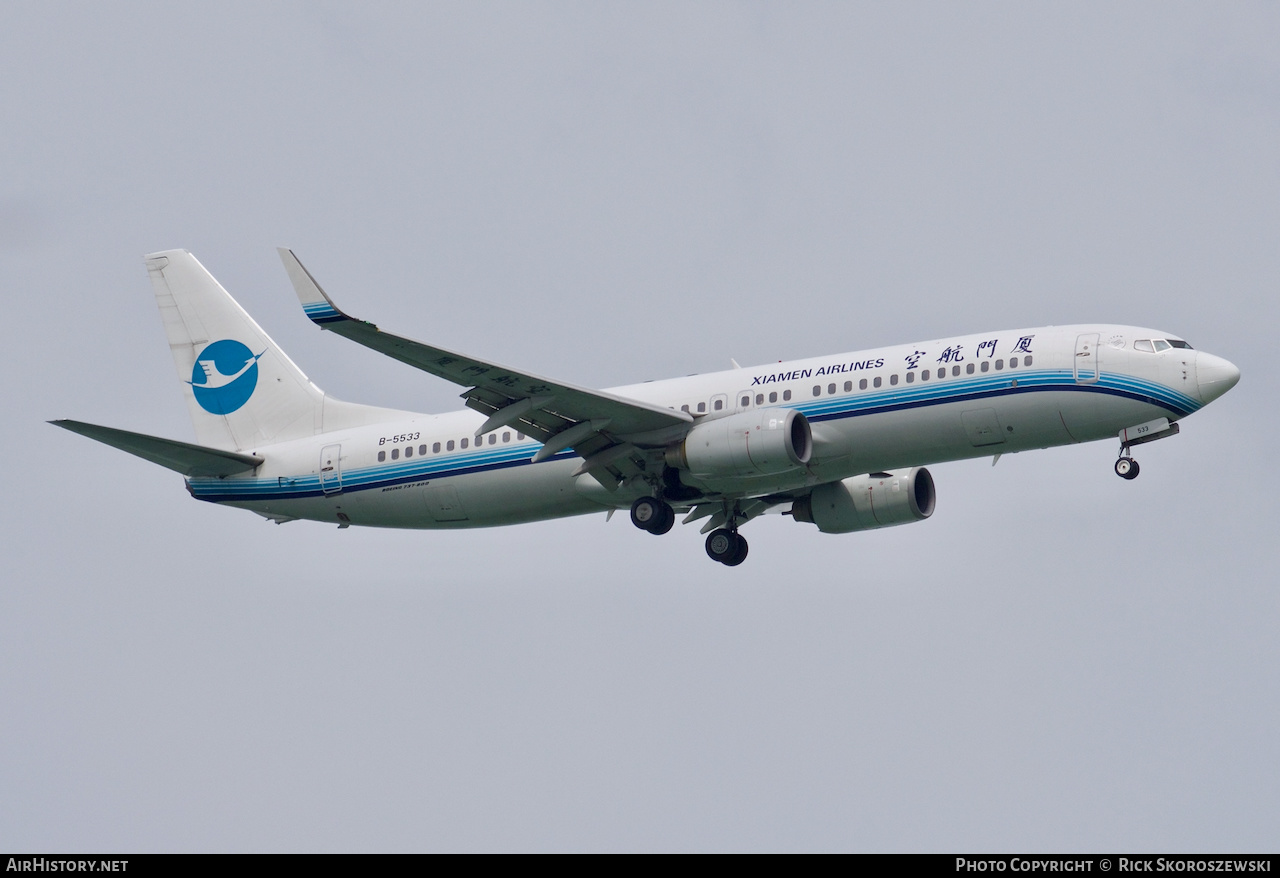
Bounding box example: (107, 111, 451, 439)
(278, 248, 348, 326)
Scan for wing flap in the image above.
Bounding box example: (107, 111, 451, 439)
(50, 420, 262, 477)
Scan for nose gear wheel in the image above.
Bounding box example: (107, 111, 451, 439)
(1114, 448, 1140, 480)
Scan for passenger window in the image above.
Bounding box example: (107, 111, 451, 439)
(489, 434, 496, 445)
(714, 399, 723, 411)
(966, 363, 975, 374)
(922, 369, 930, 380)
(391, 448, 399, 460)
(502, 432, 510, 443)
(812, 386, 821, 397)
(697, 402, 706, 413)
(981, 361, 989, 372)
(905, 371, 915, 383)
(756, 394, 765, 405)
(378, 451, 386, 462)
(681, 404, 690, 413)
(889, 374, 898, 386)
(419, 444, 427, 456)
(1135, 339, 1155, 352)
(741, 396, 750, 407)
(995, 359, 1003, 371)
(859, 378, 868, 390)
(1023, 355, 1032, 367)
(433, 442, 441, 453)
(952, 365, 961, 376)
(517, 433, 524, 440)
(844, 381, 852, 392)
(1008, 358, 1017, 369)
(828, 383, 836, 395)
(1154, 339, 1172, 352)
(769, 392, 777, 403)
(782, 389, 791, 401)
(873, 376, 882, 388)
(460, 438, 468, 449)
(405, 446, 413, 457)
(447, 440, 455, 451)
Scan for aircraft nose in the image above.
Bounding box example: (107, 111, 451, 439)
(1196, 352, 1241, 404)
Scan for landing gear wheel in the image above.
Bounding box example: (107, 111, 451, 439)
(631, 496, 675, 534)
(705, 528, 736, 563)
(724, 534, 749, 567)
(650, 502, 676, 535)
(630, 496, 661, 530)
(705, 529, 748, 566)
(1114, 457, 1140, 480)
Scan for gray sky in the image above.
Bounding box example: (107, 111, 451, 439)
(2, 2, 1277, 852)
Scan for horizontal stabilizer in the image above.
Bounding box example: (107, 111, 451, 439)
(50, 420, 262, 477)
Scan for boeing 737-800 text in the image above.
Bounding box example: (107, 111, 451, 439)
(53, 250, 1241, 566)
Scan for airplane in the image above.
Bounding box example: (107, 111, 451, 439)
(52, 249, 1241, 566)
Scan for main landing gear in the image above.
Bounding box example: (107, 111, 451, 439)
(630, 495, 750, 566)
(1114, 454, 1140, 480)
(630, 496, 675, 535)
(705, 528, 748, 567)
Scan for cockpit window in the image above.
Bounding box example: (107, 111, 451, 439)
(1134, 339, 1155, 352)
(1153, 339, 1172, 352)
(1167, 339, 1193, 349)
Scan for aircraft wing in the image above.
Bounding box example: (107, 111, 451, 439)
(279, 249, 692, 477)
(50, 420, 262, 477)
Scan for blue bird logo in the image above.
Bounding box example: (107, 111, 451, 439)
(188, 339, 264, 414)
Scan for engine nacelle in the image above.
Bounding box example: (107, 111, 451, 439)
(792, 468, 936, 534)
(666, 408, 812, 479)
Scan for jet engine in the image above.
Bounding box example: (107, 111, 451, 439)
(665, 408, 812, 479)
(792, 468, 935, 534)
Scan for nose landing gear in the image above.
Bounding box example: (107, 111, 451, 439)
(630, 495, 675, 535)
(1113, 418, 1183, 480)
(1114, 454, 1140, 480)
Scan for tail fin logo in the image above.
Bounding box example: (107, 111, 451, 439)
(188, 339, 264, 415)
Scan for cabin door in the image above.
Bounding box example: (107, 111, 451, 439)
(320, 444, 343, 494)
(1074, 333, 1100, 384)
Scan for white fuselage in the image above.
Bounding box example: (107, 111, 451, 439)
(188, 324, 1226, 529)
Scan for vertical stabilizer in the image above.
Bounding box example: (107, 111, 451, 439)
(145, 250, 325, 450)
